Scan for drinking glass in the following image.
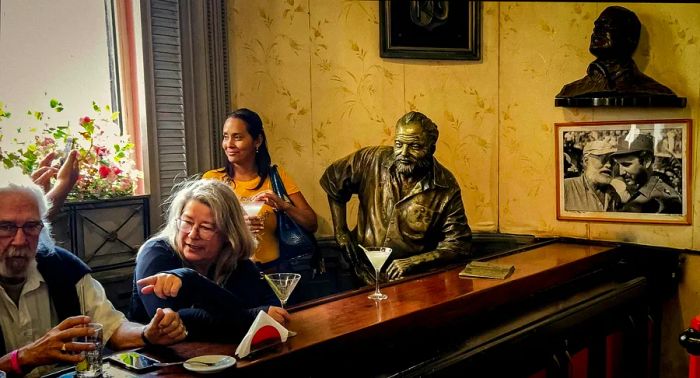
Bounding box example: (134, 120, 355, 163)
(74, 323, 103, 378)
(240, 200, 266, 239)
(265, 273, 301, 309)
(265, 273, 301, 336)
(361, 247, 392, 301)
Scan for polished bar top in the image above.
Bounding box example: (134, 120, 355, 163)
(143, 241, 618, 376)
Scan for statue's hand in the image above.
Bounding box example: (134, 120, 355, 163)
(387, 257, 419, 280)
(334, 228, 376, 284)
(335, 228, 359, 265)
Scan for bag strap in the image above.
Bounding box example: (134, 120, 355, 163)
(269, 165, 289, 201)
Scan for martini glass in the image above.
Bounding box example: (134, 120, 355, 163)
(240, 200, 265, 239)
(265, 273, 301, 336)
(241, 200, 265, 218)
(360, 246, 392, 301)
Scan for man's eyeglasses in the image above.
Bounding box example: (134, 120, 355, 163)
(176, 219, 218, 240)
(590, 153, 615, 165)
(0, 221, 44, 238)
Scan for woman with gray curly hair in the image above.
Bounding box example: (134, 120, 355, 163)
(128, 179, 288, 341)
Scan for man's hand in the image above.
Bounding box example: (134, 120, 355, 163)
(137, 273, 182, 299)
(143, 308, 187, 346)
(267, 306, 291, 325)
(386, 256, 419, 280)
(17, 316, 95, 369)
(31, 152, 58, 192)
(52, 149, 80, 195)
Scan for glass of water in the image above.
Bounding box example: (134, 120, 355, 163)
(74, 323, 103, 378)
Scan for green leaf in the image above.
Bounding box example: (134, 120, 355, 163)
(50, 98, 59, 108)
(92, 101, 100, 112)
(111, 112, 119, 121)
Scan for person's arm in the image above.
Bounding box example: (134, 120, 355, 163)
(46, 150, 80, 219)
(252, 167, 318, 232)
(250, 190, 317, 232)
(328, 196, 375, 285)
(107, 308, 186, 350)
(139, 268, 288, 336)
(134, 242, 246, 340)
(0, 316, 95, 375)
(30, 150, 80, 221)
(320, 148, 379, 285)
(78, 273, 186, 349)
(386, 191, 472, 279)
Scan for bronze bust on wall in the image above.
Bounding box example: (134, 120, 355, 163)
(555, 6, 686, 107)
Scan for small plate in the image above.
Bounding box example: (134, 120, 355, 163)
(183, 355, 236, 374)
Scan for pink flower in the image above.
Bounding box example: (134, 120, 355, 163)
(98, 165, 110, 178)
(79, 116, 92, 126)
(94, 146, 108, 157)
(112, 166, 122, 175)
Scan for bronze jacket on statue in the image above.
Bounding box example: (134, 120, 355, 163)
(320, 146, 472, 265)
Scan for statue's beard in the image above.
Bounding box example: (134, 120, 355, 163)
(394, 156, 432, 177)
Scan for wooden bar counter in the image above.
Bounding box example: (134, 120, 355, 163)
(140, 239, 677, 377)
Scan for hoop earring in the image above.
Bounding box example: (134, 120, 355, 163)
(256, 147, 259, 154)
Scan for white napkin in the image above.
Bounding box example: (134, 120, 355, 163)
(235, 310, 289, 358)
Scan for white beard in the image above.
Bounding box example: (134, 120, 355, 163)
(0, 245, 34, 279)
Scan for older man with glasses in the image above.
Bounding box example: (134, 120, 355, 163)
(564, 139, 622, 212)
(0, 173, 186, 377)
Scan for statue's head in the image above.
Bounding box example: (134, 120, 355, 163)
(589, 6, 641, 60)
(393, 111, 438, 176)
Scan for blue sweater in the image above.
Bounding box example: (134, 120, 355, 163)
(129, 238, 279, 341)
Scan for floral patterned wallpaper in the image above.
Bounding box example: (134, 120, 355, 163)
(229, 0, 500, 233)
(228, 1, 700, 363)
(227, 0, 699, 237)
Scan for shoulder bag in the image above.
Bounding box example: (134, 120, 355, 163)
(269, 165, 317, 261)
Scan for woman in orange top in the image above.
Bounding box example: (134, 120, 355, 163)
(202, 108, 317, 270)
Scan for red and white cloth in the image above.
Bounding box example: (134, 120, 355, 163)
(235, 310, 289, 358)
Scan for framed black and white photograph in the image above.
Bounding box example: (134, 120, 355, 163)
(556, 119, 692, 224)
(379, 1, 481, 60)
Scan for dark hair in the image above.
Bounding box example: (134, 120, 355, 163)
(396, 111, 439, 153)
(224, 108, 271, 190)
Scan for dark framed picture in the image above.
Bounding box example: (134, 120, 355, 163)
(379, 1, 481, 60)
(556, 119, 692, 224)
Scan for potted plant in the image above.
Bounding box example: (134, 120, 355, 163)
(0, 99, 149, 275)
(0, 98, 142, 200)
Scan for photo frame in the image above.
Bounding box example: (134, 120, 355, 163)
(379, 1, 481, 60)
(556, 119, 692, 224)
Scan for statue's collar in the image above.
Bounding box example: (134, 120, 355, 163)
(588, 58, 637, 82)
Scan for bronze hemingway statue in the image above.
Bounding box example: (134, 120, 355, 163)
(555, 6, 686, 107)
(319, 111, 472, 285)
